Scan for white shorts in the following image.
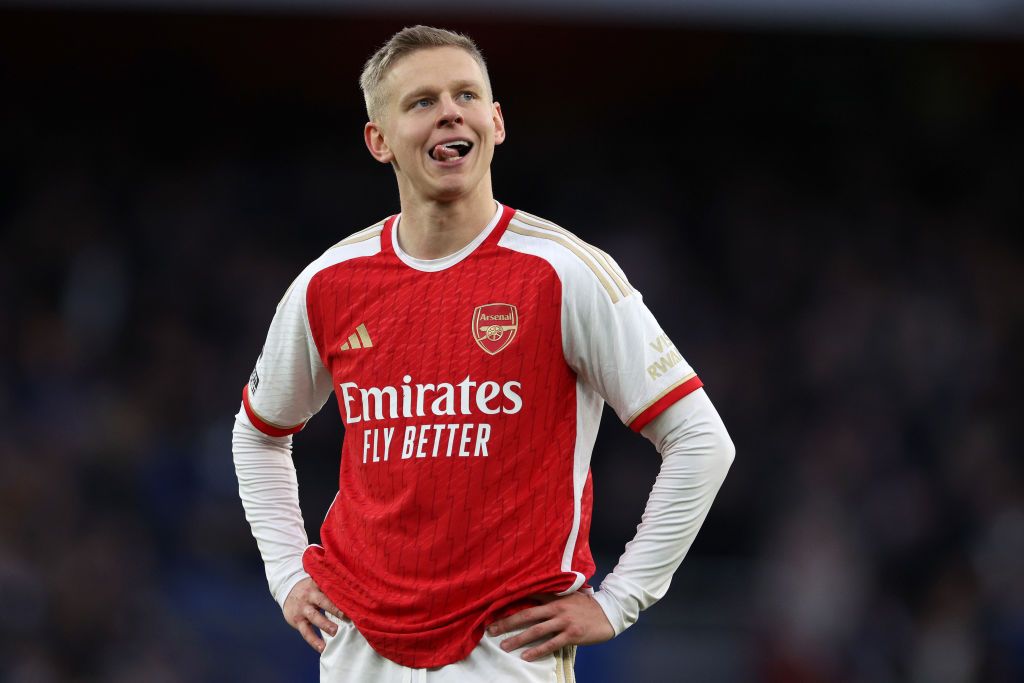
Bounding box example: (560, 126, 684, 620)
(319, 611, 576, 683)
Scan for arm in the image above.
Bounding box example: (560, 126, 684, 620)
(233, 258, 342, 653)
(592, 387, 735, 634)
(489, 388, 734, 658)
(487, 234, 730, 658)
(233, 410, 345, 653)
(232, 410, 310, 608)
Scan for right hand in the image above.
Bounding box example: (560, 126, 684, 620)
(283, 577, 347, 653)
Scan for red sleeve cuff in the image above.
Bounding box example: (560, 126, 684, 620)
(241, 385, 306, 437)
(628, 375, 704, 433)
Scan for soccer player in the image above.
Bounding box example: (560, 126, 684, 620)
(232, 25, 734, 682)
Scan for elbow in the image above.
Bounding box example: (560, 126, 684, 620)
(722, 431, 736, 465)
(713, 426, 736, 476)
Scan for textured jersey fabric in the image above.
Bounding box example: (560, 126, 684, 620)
(241, 203, 702, 667)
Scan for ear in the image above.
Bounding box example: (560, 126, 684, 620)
(364, 121, 394, 164)
(492, 102, 506, 146)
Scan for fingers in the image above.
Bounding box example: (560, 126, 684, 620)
(304, 604, 339, 638)
(296, 618, 327, 654)
(522, 631, 574, 662)
(283, 577, 348, 653)
(490, 593, 615, 661)
(499, 618, 563, 653)
(314, 593, 347, 622)
(488, 604, 552, 636)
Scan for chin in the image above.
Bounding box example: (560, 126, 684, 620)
(428, 180, 472, 203)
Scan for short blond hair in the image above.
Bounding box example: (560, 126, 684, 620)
(359, 25, 492, 122)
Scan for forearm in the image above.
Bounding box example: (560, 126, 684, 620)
(593, 389, 735, 634)
(232, 411, 311, 609)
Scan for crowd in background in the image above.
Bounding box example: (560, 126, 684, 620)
(1, 12, 1021, 682)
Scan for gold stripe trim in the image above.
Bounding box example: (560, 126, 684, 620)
(517, 211, 631, 296)
(278, 224, 384, 307)
(516, 211, 632, 298)
(506, 224, 620, 303)
(276, 275, 301, 309)
(625, 371, 698, 426)
(330, 220, 385, 248)
(330, 226, 383, 249)
(594, 244, 632, 293)
(516, 212, 631, 297)
(554, 647, 565, 683)
(341, 219, 385, 240)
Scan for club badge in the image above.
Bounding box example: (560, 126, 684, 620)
(472, 303, 519, 355)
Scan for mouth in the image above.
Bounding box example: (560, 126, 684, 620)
(429, 139, 474, 162)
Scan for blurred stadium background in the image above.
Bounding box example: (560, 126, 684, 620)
(1, 1, 1022, 681)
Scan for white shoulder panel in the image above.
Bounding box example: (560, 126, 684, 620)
(499, 211, 696, 429)
(244, 223, 384, 435)
(502, 211, 632, 303)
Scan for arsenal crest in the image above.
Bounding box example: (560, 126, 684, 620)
(472, 303, 519, 355)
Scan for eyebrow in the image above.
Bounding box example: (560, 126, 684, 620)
(401, 79, 484, 103)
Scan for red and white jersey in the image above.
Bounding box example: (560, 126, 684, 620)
(241, 203, 702, 667)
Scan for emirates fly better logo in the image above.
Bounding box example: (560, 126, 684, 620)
(472, 303, 519, 355)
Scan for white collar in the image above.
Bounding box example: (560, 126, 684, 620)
(392, 202, 503, 272)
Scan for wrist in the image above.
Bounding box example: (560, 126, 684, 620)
(592, 589, 629, 636)
(275, 568, 312, 610)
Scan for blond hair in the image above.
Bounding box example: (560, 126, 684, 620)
(359, 25, 492, 122)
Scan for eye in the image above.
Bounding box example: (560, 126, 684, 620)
(458, 91, 476, 102)
(413, 98, 432, 109)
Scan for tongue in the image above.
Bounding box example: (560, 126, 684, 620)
(433, 144, 460, 161)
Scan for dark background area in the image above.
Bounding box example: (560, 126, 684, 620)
(1, 7, 1022, 682)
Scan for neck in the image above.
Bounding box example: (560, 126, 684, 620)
(394, 180, 497, 260)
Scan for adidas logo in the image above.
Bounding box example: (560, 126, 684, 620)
(340, 323, 373, 351)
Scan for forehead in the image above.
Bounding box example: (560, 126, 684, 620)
(383, 46, 486, 100)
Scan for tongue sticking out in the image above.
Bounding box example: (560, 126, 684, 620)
(432, 143, 461, 161)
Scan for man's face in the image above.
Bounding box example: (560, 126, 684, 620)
(365, 47, 505, 203)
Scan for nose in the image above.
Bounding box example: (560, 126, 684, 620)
(436, 96, 464, 128)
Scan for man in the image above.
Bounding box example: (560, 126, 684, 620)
(233, 25, 734, 682)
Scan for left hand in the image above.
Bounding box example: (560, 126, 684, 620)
(487, 592, 615, 661)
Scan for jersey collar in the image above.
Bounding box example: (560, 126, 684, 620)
(384, 202, 515, 272)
